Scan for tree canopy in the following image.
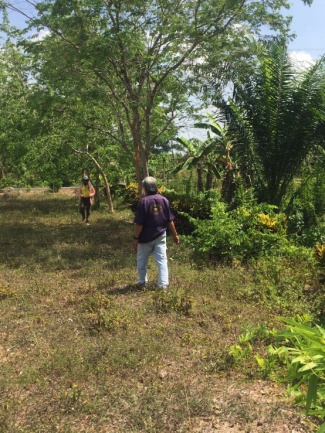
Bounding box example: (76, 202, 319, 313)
(0, 0, 308, 191)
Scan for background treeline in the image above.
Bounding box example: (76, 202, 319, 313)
(0, 0, 324, 250)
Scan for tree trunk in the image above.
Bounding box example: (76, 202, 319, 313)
(131, 108, 150, 196)
(197, 166, 203, 192)
(133, 147, 149, 197)
(134, 148, 144, 197)
(206, 172, 213, 190)
(94, 172, 100, 208)
(221, 167, 236, 204)
(0, 154, 6, 180)
(101, 172, 114, 212)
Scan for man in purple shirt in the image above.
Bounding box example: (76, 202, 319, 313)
(133, 176, 180, 289)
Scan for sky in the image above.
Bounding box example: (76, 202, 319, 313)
(287, 0, 325, 62)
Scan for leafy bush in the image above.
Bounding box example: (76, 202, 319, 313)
(230, 317, 325, 432)
(287, 201, 325, 247)
(123, 182, 139, 211)
(183, 200, 289, 262)
(287, 162, 325, 246)
(270, 319, 325, 432)
(166, 190, 215, 234)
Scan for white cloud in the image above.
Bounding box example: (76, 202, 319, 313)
(289, 50, 315, 70)
(32, 28, 50, 41)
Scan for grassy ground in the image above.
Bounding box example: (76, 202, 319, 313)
(0, 191, 321, 432)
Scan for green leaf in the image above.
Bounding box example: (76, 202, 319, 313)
(316, 422, 325, 433)
(306, 374, 318, 414)
(299, 362, 318, 372)
(291, 355, 309, 364)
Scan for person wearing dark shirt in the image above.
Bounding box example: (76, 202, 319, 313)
(133, 176, 179, 289)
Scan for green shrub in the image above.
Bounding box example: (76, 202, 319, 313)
(123, 182, 140, 211)
(270, 319, 325, 432)
(287, 200, 325, 247)
(183, 201, 289, 262)
(286, 160, 325, 247)
(166, 190, 215, 234)
(230, 317, 325, 431)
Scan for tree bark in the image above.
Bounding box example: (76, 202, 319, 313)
(197, 166, 203, 192)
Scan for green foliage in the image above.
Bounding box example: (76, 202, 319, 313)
(314, 243, 325, 268)
(230, 323, 277, 365)
(271, 319, 325, 430)
(231, 316, 325, 431)
(1, 0, 300, 192)
(166, 190, 215, 235)
(286, 157, 325, 247)
(221, 43, 325, 207)
(184, 200, 289, 262)
(122, 182, 139, 211)
(0, 42, 32, 185)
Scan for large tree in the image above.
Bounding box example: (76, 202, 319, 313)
(1, 0, 313, 193)
(0, 41, 31, 185)
(221, 43, 325, 207)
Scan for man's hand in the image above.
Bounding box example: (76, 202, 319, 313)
(173, 234, 180, 245)
(132, 239, 138, 252)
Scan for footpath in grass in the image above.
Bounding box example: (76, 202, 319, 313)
(0, 191, 320, 432)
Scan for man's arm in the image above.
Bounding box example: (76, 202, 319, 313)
(168, 221, 180, 245)
(133, 224, 143, 251)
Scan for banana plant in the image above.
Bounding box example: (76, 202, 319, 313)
(172, 117, 236, 196)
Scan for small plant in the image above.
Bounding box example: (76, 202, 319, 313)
(95, 308, 131, 333)
(314, 243, 325, 267)
(201, 347, 235, 373)
(152, 288, 192, 316)
(82, 292, 132, 333)
(270, 319, 325, 432)
(0, 287, 15, 300)
(229, 323, 276, 363)
(231, 316, 325, 432)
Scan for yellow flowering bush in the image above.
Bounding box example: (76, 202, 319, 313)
(314, 243, 325, 267)
(254, 212, 287, 233)
(184, 201, 291, 262)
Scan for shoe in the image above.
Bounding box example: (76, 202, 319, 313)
(158, 285, 168, 290)
(136, 282, 148, 289)
(86, 219, 89, 225)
